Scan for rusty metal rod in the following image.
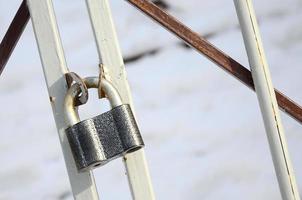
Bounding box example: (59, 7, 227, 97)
(0, 0, 29, 76)
(126, 0, 302, 124)
(1, 0, 302, 125)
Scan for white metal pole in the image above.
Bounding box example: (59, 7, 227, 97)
(85, 0, 155, 199)
(233, 0, 300, 199)
(27, 0, 99, 199)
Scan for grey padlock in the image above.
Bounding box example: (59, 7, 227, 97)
(64, 77, 144, 172)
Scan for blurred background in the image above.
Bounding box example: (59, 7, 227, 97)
(0, 0, 302, 199)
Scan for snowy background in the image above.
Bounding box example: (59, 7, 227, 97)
(0, 0, 302, 199)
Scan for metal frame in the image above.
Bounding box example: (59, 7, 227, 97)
(27, 0, 155, 199)
(1, 0, 302, 124)
(125, 0, 302, 124)
(233, 0, 300, 199)
(0, 0, 301, 199)
(85, 0, 155, 199)
(27, 0, 99, 199)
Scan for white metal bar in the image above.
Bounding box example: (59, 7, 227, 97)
(27, 0, 99, 199)
(233, 0, 300, 199)
(85, 0, 155, 199)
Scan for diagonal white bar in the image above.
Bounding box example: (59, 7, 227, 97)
(233, 0, 300, 199)
(27, 0, 99, 199)
(85, 0, 155, 199)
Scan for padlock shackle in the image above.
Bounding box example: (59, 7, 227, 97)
(64, 77, 123, 126)
(84, 77, 122, 107)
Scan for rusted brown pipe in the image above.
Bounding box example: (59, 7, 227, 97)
(0, 0, 29, 76)
(126, 0, 302, 124)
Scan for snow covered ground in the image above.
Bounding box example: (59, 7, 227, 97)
(0, 0, 302, 199)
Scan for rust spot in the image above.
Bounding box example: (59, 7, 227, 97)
(49, 96, 55, 103)
(98, 63, 106, 98)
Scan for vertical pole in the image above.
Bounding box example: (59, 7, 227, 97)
(233, 0, 300, 199)
(85, 0, 155, 199)
(27, 0, 99, 199)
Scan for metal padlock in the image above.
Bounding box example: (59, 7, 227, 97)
(64, 76, 144, 172)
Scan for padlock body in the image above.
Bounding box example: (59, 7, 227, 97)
(65, 104, 144, 172)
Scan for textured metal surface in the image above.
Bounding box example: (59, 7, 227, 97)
(65, 104, 144, 172)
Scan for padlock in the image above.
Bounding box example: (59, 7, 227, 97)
(64, 76, 144, 172)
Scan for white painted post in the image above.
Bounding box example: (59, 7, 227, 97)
(233, 0, 300, 199)
(85, 0, 155, 199)
(27, 0, 99, 199)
